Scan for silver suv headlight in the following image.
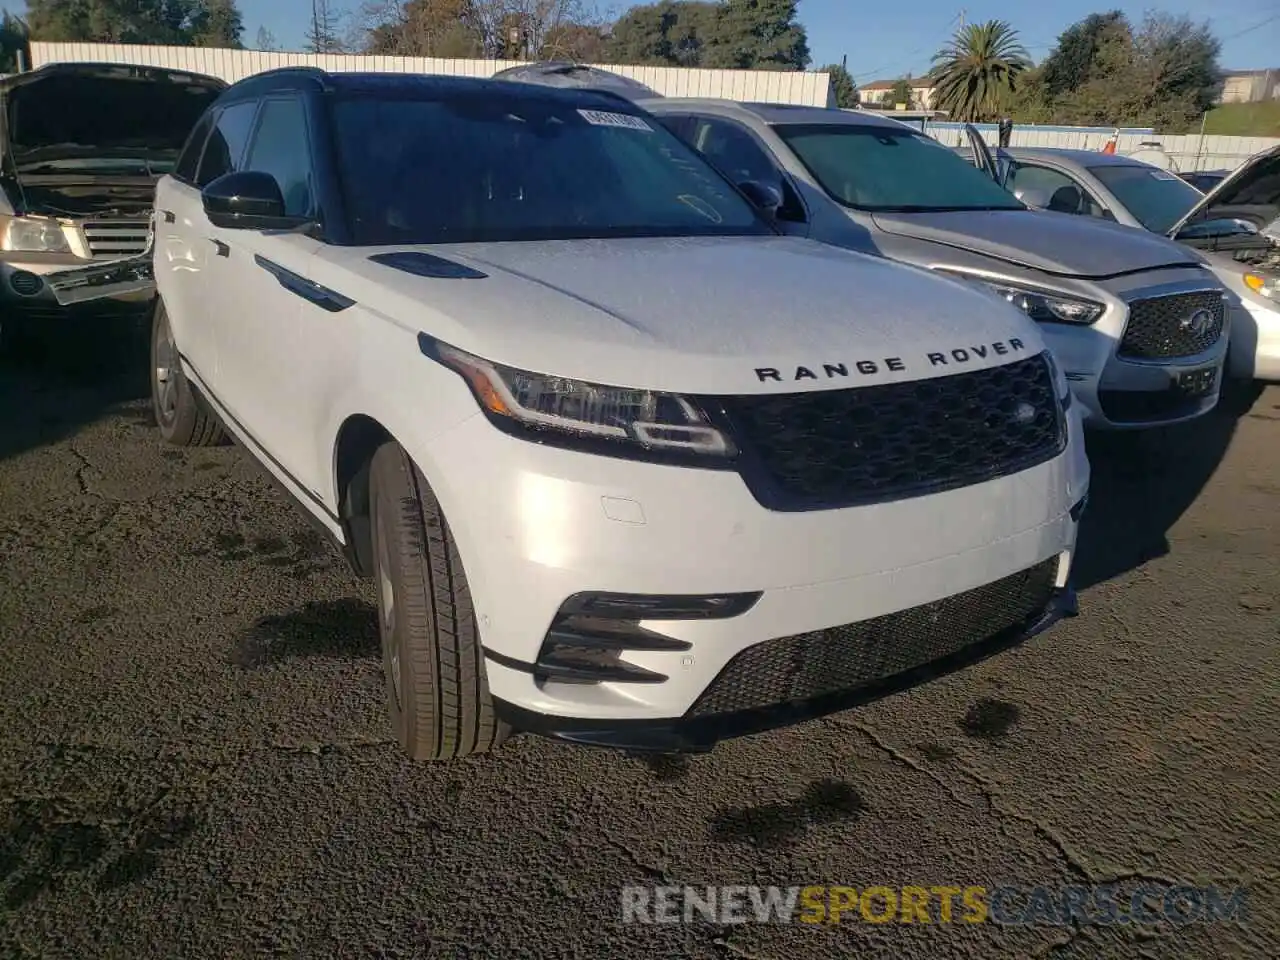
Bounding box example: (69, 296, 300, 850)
(936, 269, 1105, 325)
(1, 215, 73, 254)
(424, 338, 736, 459)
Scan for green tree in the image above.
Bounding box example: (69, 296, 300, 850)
(191, 0, 245, 48)
(888, 76, 914, 107)
(929, 19, 1031, 122)
(820, 62, 857, 107)
(604, 1, 717, 67)
(1039, 10, 1125, 97)
(0, 11, 29, 72)
(703, 0, 809, 71)
(25, 0, 246, 47)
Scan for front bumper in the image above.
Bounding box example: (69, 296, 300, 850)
(1228, 297, 1280, 383)
(413, 402, 1090, 735)
(494, 583, 1078, 752)
(1, 249, 154, 312)
(1040, 323, 1227, 430)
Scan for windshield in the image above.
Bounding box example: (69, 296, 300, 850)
(8, 75, 222, 163)
(1087, 164, 1204, 234)
(774, 123, 1026, 213)
(330, 94, 770, 244)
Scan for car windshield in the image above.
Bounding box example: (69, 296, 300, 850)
(330, 93, 771, 244)
(1087, 164, 1204, 234)
(773, 123, 1026, 213)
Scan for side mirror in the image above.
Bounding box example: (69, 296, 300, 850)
(202, 171, 309, 231)
(737, 179, 783, 217)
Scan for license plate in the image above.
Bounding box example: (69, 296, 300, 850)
(1176, 366, 1218, 398)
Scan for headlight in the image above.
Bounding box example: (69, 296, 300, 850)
(1, 216, 73, 254)
(937, 270, 1105, 325)
(1243, 272, 1276, 301)
(427, 339, 736, 459)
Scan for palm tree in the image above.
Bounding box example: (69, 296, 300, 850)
(929, 20, 1032, 122)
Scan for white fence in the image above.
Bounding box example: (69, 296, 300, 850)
(24, 42, 1280, 171)
(930, 122, 1278, 173)
(28, 41, 834, 107)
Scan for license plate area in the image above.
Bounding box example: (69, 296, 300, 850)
(1176, 366, 1218, 398)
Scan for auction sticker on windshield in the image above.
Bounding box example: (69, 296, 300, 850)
(579, 109, 653, 132)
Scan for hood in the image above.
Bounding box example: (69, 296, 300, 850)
(871, 208, 1201, 280)
(1167, 145, 1280, 238)
(1, 63, 225, 172)
(316, 235, 1047, 395)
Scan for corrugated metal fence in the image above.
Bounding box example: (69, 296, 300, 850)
(24, 42, 1280, 171)
(27, 41, 834, 107)
(930, 122, 1278, 173)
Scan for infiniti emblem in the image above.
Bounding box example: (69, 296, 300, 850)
(1013, 401, 1037, 424)
(1180, 308, 1215, 337)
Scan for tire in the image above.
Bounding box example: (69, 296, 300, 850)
(150, 299, 226, 447)
(369, 441, 509, 761)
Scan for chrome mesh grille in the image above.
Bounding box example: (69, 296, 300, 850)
(1119, 291, 1225, 360)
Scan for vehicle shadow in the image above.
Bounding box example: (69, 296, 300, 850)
(0, 311, 150, 464)
(1072, 380, 1265, 590)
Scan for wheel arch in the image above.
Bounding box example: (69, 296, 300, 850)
(333, 413, 394, 578)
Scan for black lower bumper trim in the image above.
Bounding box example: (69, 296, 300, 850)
(493, 585, 1079, 753)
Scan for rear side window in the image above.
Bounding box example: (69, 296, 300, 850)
(244, 97, 315, 217)
(197, 100, 259, 187)
(175, 111, 215, 184)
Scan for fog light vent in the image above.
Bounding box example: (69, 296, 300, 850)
(10, 271, 44, 297)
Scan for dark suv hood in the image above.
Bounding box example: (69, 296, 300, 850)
(872, 208, 1201, 279)
(1, 63, 225, 172)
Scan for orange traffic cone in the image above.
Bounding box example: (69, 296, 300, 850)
(1101, 130, 1119, 154)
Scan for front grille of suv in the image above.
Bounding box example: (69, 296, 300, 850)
(687, 557, 1060, 718)
(716, 352, 1065, 511)
(1118, 291, 1225, 360)
(82, 221, 152, 259)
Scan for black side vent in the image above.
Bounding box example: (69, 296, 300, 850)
(369, 252, 488, 280)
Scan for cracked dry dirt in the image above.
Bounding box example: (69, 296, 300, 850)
(1, 349, 1278, 959)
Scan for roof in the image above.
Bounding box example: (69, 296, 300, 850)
(860, 78, 934, 90)
(645, 97, 909, 129)
(1005, 147, 1158, 168)
(223, 69, 641, 111)
(490, 61, 659, 100)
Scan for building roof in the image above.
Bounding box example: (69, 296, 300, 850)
(861, 78, 935, 90)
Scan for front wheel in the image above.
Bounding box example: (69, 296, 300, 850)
(150, 300, 226, 447)
(369, 441, 509, 761)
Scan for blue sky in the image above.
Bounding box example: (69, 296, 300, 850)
(5, 0, 1278, 74)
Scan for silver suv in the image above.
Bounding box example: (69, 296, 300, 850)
(634, 99, 1232, 430)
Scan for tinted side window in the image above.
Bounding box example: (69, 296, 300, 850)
(688, 117, 807, 223)
(1008, 163, 1105, 218)
(244, 98, 314, 217)
(691, 118, 781, 185)
(197, 100, 259, 187)
(175, 111, 215, 184)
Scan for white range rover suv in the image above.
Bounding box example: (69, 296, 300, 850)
(147, 69, 1089, 760)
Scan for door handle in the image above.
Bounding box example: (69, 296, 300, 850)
(210, 239, 230, 258)
(160, 209, 176, 224)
